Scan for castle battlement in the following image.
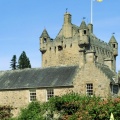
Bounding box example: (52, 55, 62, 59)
(40, 12, 118, 72)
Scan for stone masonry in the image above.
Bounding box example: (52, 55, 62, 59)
(40, 12, 118, 72)
(0, 12, 119, 117)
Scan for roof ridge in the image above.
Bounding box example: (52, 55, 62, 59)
(95, 62, 115, 83)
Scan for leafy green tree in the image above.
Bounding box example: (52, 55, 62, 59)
(17, 51, 31, 69)
(10, 55, 17, 70)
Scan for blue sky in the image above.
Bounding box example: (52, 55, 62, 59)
(0, 0, 120, 71)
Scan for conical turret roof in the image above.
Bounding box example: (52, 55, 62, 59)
(80, 20, 87, 30)
(40, 29, 50, 38)
(109, 35, 117, 43)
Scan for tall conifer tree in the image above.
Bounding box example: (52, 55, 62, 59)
(18, 51, 31, 69)
(10, 55, 17, 70)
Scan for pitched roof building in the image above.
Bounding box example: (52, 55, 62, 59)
(0, 12, 119, 116)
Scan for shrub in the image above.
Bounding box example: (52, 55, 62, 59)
(0, 105, 13, 120)
(11, 93, 120, 120)
(17, 101, 44, 120)
(47, 93, 120, 120)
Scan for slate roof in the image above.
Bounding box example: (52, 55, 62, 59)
(72, 24, 79, 31)
(80, 20, 87, 30)
(109, 35, 117, 43)
(90, 33, 113, 52)
(0, 66, 78, 90)
(40, 29, 50, 38)
(95, 63, 116, 83)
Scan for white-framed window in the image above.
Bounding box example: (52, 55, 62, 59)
(86, 83, 93, 96)
(29, 89, 36, 102)
(46, 89, 54, 101)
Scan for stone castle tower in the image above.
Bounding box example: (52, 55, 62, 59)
(0, 12, 119, 117)
(40, 12, 118, 72)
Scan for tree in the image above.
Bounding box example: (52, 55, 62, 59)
(18, 51, 31, 69)
(10, 55, 17, 70)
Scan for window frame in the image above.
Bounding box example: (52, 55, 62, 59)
(29, 89, 36, 102)
(86, 83, 93, 96)
(46, 89, 54, 101)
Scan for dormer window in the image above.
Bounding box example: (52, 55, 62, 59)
(43, 38, 47, 43)
(84, 30, 86, 34)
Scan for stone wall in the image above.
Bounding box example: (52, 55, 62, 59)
(0, 87, 72, 117)
(0, 62, 113, 117)
(0, 90, 28, 117)
(40, 12, 117, 71)
(42, 38, 80, 67)
(41, 34, 116, 71)
(73, 63, 111, 98)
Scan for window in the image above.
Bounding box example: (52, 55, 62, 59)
(113, 44, 115, 48)
(58, 46, 63, 51)
(29, 90, 36, 102)
(43, 38, 46, 43)
(84, 30, 86, 34)
(86, 83, 93, 96)
(47, 89, 54, 101)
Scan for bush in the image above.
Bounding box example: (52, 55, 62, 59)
(0, 105, 13, 120)
(17, 101, 44, 120)
(47, 93, 120, 120)
(11, 93, 120, 120)
(47, 93, 81, 115)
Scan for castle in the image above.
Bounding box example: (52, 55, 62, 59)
(0, 12, 119, 116)
(40, 12, 118, 71)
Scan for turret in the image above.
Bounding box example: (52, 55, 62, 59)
(88, 23, 93, 33)
(40, 29, 50, 53)
(63, 12, 73, 38)
(78, 21, 89, 48)
(109, 35, 118, 56)
(109, 35, 118, 72)
(64, 12, 71, 24)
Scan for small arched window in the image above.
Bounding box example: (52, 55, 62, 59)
(113, 44, 115, 48)
(84, 30, 86, 34)
(43, 38, 47, 43)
